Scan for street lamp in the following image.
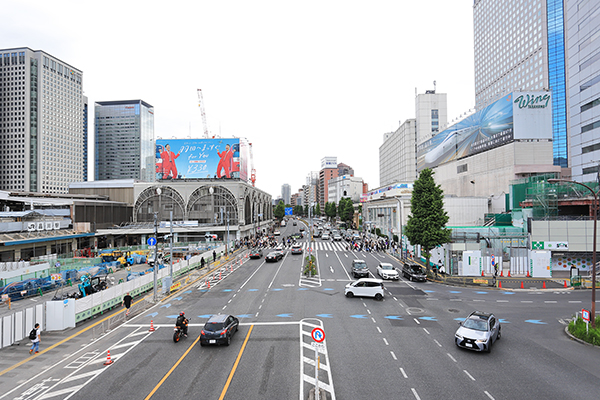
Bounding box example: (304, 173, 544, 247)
(548, 178, 597, 328)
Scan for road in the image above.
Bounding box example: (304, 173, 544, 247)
(1, 220, 599, 400)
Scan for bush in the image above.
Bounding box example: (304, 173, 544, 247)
(568, 316, 600, 346)
(304, 255, 317, 276)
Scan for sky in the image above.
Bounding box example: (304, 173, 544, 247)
(3, 0, 475, 198)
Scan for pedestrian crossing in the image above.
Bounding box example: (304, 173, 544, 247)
(300, 241, 350, 252)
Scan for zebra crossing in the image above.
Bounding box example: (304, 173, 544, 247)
(300, 241, 349, 252)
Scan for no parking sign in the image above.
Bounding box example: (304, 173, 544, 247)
(311, 327, 325, 343)
(582, 309, 590, 322)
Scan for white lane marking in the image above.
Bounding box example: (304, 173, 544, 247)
(399, 367, 408, 378)
(329, 266, 334, 273)
(484, 391, 496, 400)
(450, 299, 462, 301)
(362, 302, 367, 307)
(433, 339, 442, 347)
(383, 338, 389, 346)
(426, 298, 438, 301)
(228, 299, 232, 304)
(473, 299, 485, 302)
(544, 301, 557, 304)
(464, 370, 476, 381)
(422, 328, 430, 335)
(393, 297, 398, 301)
(496, 300, 508, 303)
(376, 327, 382, 333)
(413, 318, 420, 325)
(367, 309, 371, 315)
(447, 353, 457, 363)
(371, 317, 377, 323)
(568, 301, 582, 303)
(255, 312, 259, 317)
(521, 300, 533, 303)
(411, 388, 421, 400)
(222, 305, 227, 310)
(258, 305, 262, 310)
(390, 351, 397, 360)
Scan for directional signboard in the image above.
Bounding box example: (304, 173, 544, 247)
(285, 207, 293, 216)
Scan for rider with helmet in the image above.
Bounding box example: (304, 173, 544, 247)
(176, 312, 189, 337)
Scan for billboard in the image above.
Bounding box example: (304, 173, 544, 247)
(155, 138, 248, 181)
(416, 92, 552, 171)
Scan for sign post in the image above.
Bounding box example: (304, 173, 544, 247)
(311, 327, 325, 400)
(582, 309, 590, 334)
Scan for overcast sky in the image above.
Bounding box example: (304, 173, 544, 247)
(4, 0, 475, 198)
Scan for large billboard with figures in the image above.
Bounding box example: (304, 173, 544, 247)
(417, 92, 552, 171)
(155, 138, 249, 182)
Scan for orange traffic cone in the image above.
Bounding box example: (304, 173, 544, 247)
(542, 281, 546, 289)
(500, 270, 503, 277)
(526, 270, 530, 278)
(520, 281, 524, 289)
(481, 270, 485, 277)
(564, 280, 568, 288)
(508, 270, 511, 277)
(498, 281, 502, 288)
(149, 320, 155, 332)
(207, 279, 210, 289)
(103, 350, 114, 365)
(219, 270, 222, 280)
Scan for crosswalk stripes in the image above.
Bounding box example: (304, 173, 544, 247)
(302, 241, 349, 252)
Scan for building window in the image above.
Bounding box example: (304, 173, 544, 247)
(581, 120, 600, 134)
(581, 97, 600, 113)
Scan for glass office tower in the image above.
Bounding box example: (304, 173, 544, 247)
(473, 0, 568, 167)
(95, 100, 155, 182)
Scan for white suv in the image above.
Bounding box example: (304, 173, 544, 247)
(344, 278, 385, 300)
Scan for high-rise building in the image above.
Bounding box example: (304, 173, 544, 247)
(0, 47, 84, 193)
(416, 90, 448, 145)
(380, 119, 417, 186)
(565, 1, 600, 182)
(473, 0, 568, 167)
(95, 100, 155, 181)
(83, 95, 88, 181)
(319, 157, 339, 210)
(281, 183, 291, 205)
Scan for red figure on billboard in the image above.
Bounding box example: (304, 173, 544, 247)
(216, 144, 233, 178)
(161, 144, 181, 179)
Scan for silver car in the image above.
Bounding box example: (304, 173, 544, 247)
(455, 311, 501, 353)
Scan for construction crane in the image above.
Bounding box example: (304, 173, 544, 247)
(197, 89, 210, 139)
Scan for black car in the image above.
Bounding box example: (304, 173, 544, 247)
(200, 314, 239, 346)
(402, 263, 427, 282)
(352, 259, 369, 278)
(249, 249, 263, 259)
(265, 251, 283, 262)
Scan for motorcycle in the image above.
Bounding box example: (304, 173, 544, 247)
(173, 319, 190, 343)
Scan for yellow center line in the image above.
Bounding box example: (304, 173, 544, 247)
(144, 334, 202, 400)
(219, 325, 254, 400)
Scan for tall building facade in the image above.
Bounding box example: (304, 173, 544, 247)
(0, 48, 84, 193)
(416, 90, 448, 145)
(380, 119, 417, 186)
(565, 0, 600, 182)
(281, 183, 291, 205)
(318, 157, 338, 211)
(83, 95, 88, 181)
(473, 0, 568, 167)
(95, 100, 155, 181)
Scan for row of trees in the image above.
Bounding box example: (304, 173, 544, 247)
(273, 198, 354, 222)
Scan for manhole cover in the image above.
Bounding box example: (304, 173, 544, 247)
(405, 307, 425, 314)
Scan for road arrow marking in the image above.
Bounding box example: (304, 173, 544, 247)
(271, 288, 284, 291)
(350, 315, 367, 319)
(173, 297, 182, 301)
(316, 314, 333, 318)
(197, 314, 214, 318)
(161, 304, 171, 308)
(384, 316, 404, 320)
(525, 319, 547, 324)
(183, 290, 192, 294)
(418, 316, 438, 321)
(277, 313, 292, 318)
(248, 289, 259, 291)
(499, 319, 510, 323)
(236, 314, 253, 318)
(146, 312, 158, 318)
(454, 318, 466, 321)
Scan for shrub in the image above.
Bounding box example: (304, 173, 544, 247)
(304, 255, 317, 276)
(568, 316, 600, 346)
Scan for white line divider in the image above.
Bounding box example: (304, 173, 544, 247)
(299, 319, 336, 400)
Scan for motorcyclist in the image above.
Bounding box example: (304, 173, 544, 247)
(176, 312, 189, 337)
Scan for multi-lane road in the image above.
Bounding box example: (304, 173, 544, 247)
(2, 221, 599, 400)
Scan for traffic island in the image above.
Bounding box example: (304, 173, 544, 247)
(565, 317, 600, 346)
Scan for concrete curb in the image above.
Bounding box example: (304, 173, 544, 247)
(563, 325, 600, 348)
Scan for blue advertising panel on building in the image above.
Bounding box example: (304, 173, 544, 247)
(155, 138, 246, 181)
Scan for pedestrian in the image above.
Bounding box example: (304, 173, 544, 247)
(122, 292, 133, 316)
(29, 323, 41, 355)
(201, 257, 205, 268)
(213, 250, 216, 263)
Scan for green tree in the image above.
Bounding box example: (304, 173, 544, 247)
(274, 200, 285, 220)
(404, 168, 451, 275)
(303, 205, 308, 216)
(315, 203, 321, 216)
(325, 202, 337, 221)
(338, 198, 354, 223)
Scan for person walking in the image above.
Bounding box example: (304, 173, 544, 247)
(212, 250, 216, 263)
(122, 292, 133, 316)
(29, 323, 41, 355)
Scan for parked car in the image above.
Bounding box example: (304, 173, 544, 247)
(344, 278, 385, 300)
(265, 252, 283, 262)
(351, 259, 369, 278)
(291, 244, 303, 255)
(402, 263, 427, 282)
(200, 314, 239, 346)
(249, 249, 263, 259)
(377, 262, 399, 280)
(455, 311, 501, 353)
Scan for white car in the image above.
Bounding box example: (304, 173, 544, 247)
(321, 233, 330, 240)
(274, 230, 281, 236)
(377, 263, 399, 280)
(344, 278, 385, 300)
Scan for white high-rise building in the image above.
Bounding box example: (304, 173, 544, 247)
(380, 119, 417, 186)
(281, 183, 291, 205)
(565, 1, 600, 182)
(0, 48, 84, 193)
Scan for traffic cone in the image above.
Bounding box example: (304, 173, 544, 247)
(498, 281, 502, 288)
(149, 320, 155, 332)
(481, 270, 485, 277)
(520, 281, 524, 289)
(526, 270, 530, 278)
(207, 279, 210, 289)
(103, 350, 113, 365)
(508, 270, 511, 277)
(500, 270, 503, 277)
(542, 281, 546, 289)
(564, 280, 568, 288)
(219, 270, 222, 280)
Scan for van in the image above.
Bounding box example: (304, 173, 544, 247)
(402, 263, 427, 282)
(281, 220, 286, 227)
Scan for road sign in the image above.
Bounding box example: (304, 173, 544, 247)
(285, 207, 293, 216)
(311, 327, 325, 343)
(582, 309, 590, 322)
(491, 254, 495, 266)
(147, 237, 157, 246)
